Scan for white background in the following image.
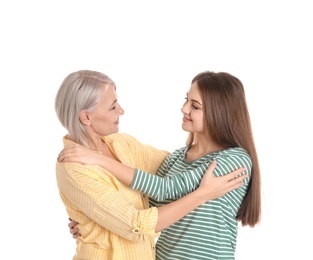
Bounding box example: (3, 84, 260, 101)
(1, 1, 312, 259)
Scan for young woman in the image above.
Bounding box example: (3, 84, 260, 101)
(55, 70, 246, 260)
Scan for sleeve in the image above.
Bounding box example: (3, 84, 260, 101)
(131, 159, 208, 201)
(56, 162, 160, 242)
(214, 152, 252, 212)
(131, 150, 252, 202)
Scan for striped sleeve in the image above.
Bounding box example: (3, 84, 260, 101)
(131, 148, 251, 203)
(131, 163, 208, 201)
(214, 149, 252, 213)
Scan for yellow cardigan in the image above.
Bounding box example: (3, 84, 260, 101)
(56, 133, 169, 260)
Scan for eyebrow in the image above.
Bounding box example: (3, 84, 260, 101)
(186, 93, 202, 106)
(110, 99, 118, 106)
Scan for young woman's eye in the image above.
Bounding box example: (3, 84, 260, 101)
(192, 105, 199, 110)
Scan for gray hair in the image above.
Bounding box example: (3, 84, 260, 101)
(55, 70, 115, 147)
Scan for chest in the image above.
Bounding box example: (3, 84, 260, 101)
(164, 152, 215, 177)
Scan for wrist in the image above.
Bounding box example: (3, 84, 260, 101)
(95, 153, 108, 168)
(191, 188, 208, 205)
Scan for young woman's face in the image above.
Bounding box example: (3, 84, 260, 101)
(181, 82, 205, 134)
(87, 84, 124, 136)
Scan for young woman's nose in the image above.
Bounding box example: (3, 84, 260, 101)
(118, 106, 125, 115)
(181, 103, 189, 115)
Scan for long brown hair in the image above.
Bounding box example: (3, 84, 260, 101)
(187, 71, 261, 227)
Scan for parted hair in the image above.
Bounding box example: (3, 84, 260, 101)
(187, 71, 261, 227)
(55, 70, 115, 148)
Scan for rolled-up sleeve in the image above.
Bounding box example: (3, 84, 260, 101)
(56, 162, 160, 242)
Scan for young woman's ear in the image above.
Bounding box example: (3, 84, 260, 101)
(79, 110, 91, 126)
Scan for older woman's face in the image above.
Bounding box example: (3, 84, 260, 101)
(87, 84, 124, 137)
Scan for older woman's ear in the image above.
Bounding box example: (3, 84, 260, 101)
(79, 110, 91, 126)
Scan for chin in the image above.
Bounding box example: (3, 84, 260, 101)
(181, 124, 189, 131)
(109, 128, 119, 135)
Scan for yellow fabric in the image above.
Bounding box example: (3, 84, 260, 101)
(56, 133, 169, 260)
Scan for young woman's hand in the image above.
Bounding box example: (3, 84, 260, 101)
(58, 144, 103, 165)
(68, 218, 81, 239)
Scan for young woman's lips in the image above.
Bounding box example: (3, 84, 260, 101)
(183, 117, 192, 123)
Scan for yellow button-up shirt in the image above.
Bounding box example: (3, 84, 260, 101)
(56, 133, 169, 259)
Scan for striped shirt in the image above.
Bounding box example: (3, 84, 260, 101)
(132, 146, 252, 260)
(56, 133, 169, 260)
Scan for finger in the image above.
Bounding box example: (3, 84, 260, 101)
(205, 161, 217, 175)
(58, 153, 64, 162)
(225, 168, 246, 181)
(73, 232, 81, 239)
(70, 227, 79, 235)
(232, 173, 248, 183)
(228, 172, 248, 187)
(68, 221, 78, 228)
(227, 181, 245, 192)
(58, 146, 75, 158)
(58, 153, 72, 162)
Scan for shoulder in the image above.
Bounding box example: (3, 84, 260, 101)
(164, 147, 187, 165)
(214, 147, 252, 174)
(104, 132, 137, 142)
(103, 133, 140, 147)
(168, 146, 187, 157)
(217, 147, 251, 162)
(56, 161, 118, 183)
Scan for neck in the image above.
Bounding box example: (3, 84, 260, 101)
(90, 137, 117, 160)
(187, 135, 224, 161)
(89, 137, 106, 153)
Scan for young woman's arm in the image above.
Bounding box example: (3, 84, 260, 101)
(58, 144, 141, 185)
(58, 145, 247, 201)
(154, 161, 246, 231)
(65, 161, 246, 237)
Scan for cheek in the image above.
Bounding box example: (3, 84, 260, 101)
(195, 119, 204, 128)
(194, 113, 205, 128)
(110, 113, 118, 123)
(93, 114, 112, 129)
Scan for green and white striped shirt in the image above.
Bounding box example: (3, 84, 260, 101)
(131, 146, 252, 260)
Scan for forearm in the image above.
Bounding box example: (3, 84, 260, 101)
(132, 168, 203, 201)
(97, 155, 135, 186)
(155, 189, 207, 232)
